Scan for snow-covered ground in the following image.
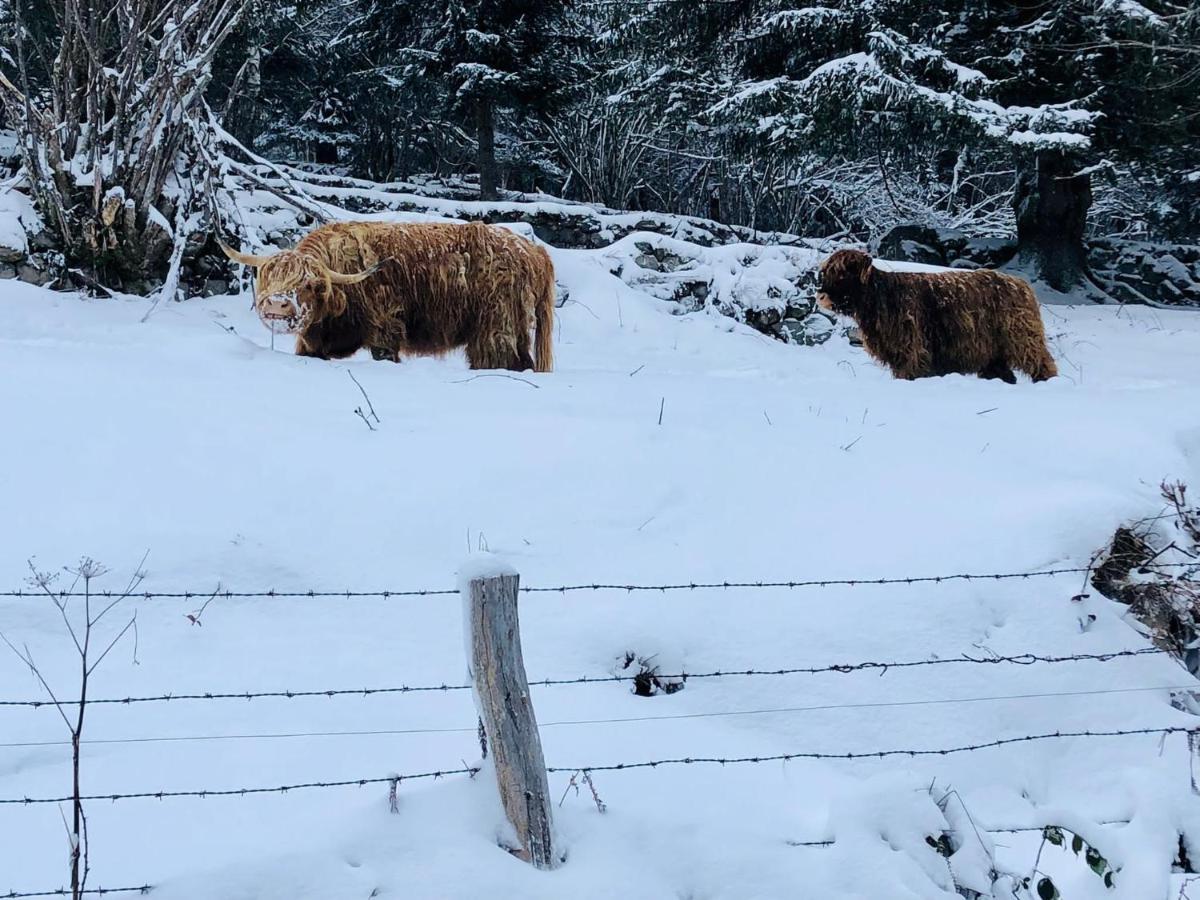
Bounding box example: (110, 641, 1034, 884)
(1, 241, 1200, 898)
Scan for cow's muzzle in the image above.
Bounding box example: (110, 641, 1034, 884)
(256, 294, 301, 334)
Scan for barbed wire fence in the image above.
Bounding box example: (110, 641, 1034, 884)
(2, 562, 1198, 896)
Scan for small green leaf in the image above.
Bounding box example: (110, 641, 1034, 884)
(1072, 834, 1084, 855)
(1044, 826, 1065, 846)
(1086, 846, 1108, 876)
(1104, 871, 1115, 889)
(1037, 876, 1060, 900)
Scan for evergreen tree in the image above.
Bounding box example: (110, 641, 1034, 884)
(985, 1, 1200, 281)
(214, 0, 357, 158)
(355, 0, 591, 198)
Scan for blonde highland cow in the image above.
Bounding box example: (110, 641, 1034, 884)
(223, 220, 555, 372)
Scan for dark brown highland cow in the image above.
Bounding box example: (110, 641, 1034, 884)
(817, 249, 1056, 383)
(223, 220, 555, 371)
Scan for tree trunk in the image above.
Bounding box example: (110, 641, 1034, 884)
(476, 98, 498, 201)
(707, 187, 721, 223)
(231, 42, 264, 147)
(1012, 149, 1094, 295)
(314, 141, 338, 165)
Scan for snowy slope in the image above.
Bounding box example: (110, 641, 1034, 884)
(1, 238, 1200, 899)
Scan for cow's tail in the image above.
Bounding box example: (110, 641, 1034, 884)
(534, 251, 555, 373)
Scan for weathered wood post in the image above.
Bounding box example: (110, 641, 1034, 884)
(460, 559, 558, 869)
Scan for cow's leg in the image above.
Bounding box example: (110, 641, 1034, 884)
(295, 334, 327, 359)
(369, 345, 403, 362)
(513, 327, 534, 371)
(366, 318, 407, 363)
(979, 359, 1017, 383)
(467, 333, 521, 370)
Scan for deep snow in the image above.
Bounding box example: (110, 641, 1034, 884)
(1, 238, 1200, 898)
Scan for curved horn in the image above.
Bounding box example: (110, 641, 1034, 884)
(321, 259, 386, 285)
(219, 241, 275, 268)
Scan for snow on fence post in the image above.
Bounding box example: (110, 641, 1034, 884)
(460, 558, 559, 869)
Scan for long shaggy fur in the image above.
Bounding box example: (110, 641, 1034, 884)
(244, 220, 555, 371)
(816, 249, 1057, 383)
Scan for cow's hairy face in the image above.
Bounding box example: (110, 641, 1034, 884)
(816, 249, 872, 315)
(253, 252, 346, 333)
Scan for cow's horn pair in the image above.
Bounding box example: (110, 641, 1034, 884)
(219, 241, 381, 285)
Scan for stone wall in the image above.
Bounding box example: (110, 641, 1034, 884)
(872, 223, 1200, 308)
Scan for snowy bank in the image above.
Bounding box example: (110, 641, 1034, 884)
(0, 254, 1198, 897)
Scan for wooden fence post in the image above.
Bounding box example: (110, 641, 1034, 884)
(464, 565, 558, 869)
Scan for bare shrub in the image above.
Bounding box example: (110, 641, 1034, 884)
(0, 555, 146, 900)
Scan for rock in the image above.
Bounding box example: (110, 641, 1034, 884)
(671, 282, 711, 311)
(784, 301, 815, 320)
(0, 262, 16, 279)
(27, 230, 57, 252)
(1087, 238, 1200, 308)
(202, 278, 231, 297)
(124, 278, 154, 296)
(1151, 253, 1194, 284)
(745, 307, 782, 332)
(634, 252, 661, 272)
(958, 237, 1016, 269)
(0, 243, 24, 264)
(781, 314, 835, 346)
(17, 262, 51, 286)
(846, 326, 863, 346)
(874, 224, 946, 265)
(182, 229, 210, 262)
(933, 228, 969, 256)
(632, 241, 693, 273)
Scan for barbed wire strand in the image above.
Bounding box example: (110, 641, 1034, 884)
(2, 728, 1191, 806)
(1, 683, 1194, 750)
(0, 648, 1174, 709)
(547, 726, 1196, 773)
(1, 561, 1194, 600)
(2, 888, 151, 899)
(0, 766, 478, 806)
(786, 819, 1133, 848)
